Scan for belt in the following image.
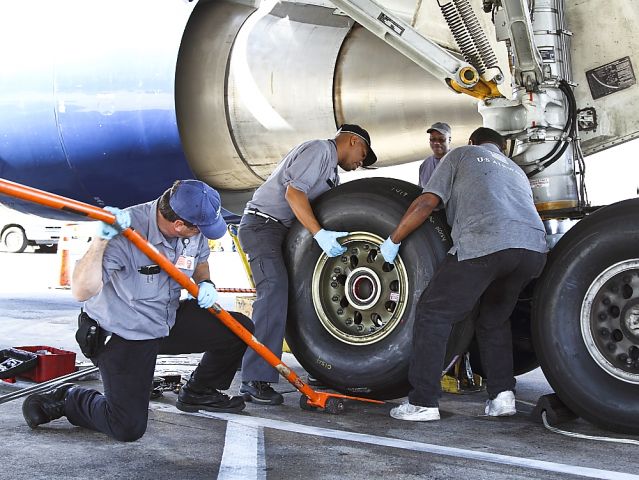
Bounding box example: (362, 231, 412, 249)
(244, 209, 281, 224)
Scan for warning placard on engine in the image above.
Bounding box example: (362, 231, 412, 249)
(586, 56, 636, 100)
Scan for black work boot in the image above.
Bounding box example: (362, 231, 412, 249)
(22, 383, 76, 429)
(176, 381, 245, 413)
(240, 381, 284, 405)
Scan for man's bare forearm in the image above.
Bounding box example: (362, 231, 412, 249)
(285, 186, 321, 235)
(192, 262, 211, 284)
(71, 238, 108, 301)
(390, 193, 441, 243)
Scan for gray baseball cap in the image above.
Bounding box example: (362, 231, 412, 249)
(427, 122, 452, 137)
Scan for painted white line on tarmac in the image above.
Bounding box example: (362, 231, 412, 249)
(152, 404, 638, 480)
(217, 422, 265, 480)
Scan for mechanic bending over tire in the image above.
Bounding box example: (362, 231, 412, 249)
(238, 124, 377, 405)
(380, 127, 548, 422)
(21, 180, 254, 442)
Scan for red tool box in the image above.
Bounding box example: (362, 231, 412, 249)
(13, 346, 76, 383)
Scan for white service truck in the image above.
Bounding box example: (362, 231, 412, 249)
(0, 205, 66, 253)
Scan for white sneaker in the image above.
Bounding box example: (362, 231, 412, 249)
(485, 390, 516, 416)
(390, 402, 440, 421)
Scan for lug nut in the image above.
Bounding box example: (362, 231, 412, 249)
(337, 308, 344, 315)
(332, 295, 339, 302)
(363, 244, 369, 250)
(331, 282, 337, 288)
(346, 318, 353, 325)
(603, 297, 611, 306)
(334, 267, 341, 274)
(357, 325, 363, 332)
(599, 328, 609, 337)
(598, 312, 607, 321)
(607, 342, 617, 352)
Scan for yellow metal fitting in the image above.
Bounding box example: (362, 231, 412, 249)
(447, 77, 504, 100)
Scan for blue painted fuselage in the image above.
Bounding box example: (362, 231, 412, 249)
(0, 1, 196, 219)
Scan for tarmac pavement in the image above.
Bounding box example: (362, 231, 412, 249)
(1, 251, 638, 479)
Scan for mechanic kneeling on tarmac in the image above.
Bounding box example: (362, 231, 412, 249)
(22, 180, 254, 442)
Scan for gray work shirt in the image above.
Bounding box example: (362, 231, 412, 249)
(84, 199, 210, 340)
(423, 143, 548, 261)
(418, 154, 442, 188)
(245, 139, 340, 227)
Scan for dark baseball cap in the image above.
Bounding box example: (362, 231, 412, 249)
(337, 124, 377, 167)
(427, 122, 452, 137)
(169, 180, 227, 240)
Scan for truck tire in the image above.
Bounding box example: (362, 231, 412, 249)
(285, 178, 475, 399)
(533, 199, 639, 433)
(1, 226, 28, 253)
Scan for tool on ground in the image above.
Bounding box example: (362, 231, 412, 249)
(0, 178, 384, 413)
(0, 366, 99, 405)
(0, 348, 38, 380)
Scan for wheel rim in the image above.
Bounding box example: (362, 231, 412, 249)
(4, 229, 24, 252)
(311, 231, 409, 345)
(581, 259, 639, 384)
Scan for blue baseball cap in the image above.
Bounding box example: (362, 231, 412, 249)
(169, 180, 227, 239)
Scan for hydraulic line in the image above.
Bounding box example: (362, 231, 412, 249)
(526, 80, 576, 177)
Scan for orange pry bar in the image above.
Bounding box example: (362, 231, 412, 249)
(0, 178, 383, 410)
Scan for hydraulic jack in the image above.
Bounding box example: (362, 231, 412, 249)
(0, 179, 384, 414)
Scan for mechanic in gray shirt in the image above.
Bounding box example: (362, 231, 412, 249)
(380, 127, 547, 423)
(22, 180, 254, 441)
(418, 122, 452, 188)
(238, 124, 377, 405)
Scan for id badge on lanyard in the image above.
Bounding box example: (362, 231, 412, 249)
(175, 237, 195, 270)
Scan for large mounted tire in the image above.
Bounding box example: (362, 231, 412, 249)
(1, 225, 28, 253)
(533, 199, 639, 434)
(285, 178, 474, 399)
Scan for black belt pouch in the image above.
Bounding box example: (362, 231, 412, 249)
(76, 311, 103, 359)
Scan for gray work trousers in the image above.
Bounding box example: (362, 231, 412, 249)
(238, 214, 289, 383)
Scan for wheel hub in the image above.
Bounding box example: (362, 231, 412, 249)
(344, 267, 382, 310)
(581, 259, 639, 383)
(311, 232, 409, 345)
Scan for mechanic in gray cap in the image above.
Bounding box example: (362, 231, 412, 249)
(238, 124, 377, 405)
(418, 122, 452, 188)
(22, 180, 254, 441)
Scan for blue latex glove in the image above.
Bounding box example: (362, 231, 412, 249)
(314, 229, 348, 257)
(97, 207, 131, 240)
(380, 236, 401, 263)
(197, 281, 218, 309)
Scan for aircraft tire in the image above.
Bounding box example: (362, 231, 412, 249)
(533, 198, 639, 433)
(284, 178, 474, 399)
